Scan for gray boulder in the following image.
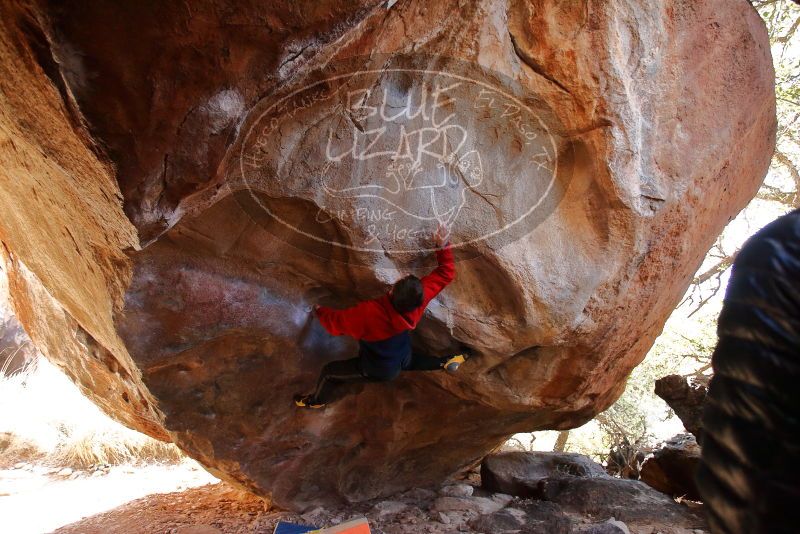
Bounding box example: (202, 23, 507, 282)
(481, 451, 608, 497)
(539, 477, 705, 529)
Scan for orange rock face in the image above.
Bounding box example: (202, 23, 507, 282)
(0, 0, 774, 509)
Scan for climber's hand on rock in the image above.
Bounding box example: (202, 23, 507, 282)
(434, 222, 449, 248)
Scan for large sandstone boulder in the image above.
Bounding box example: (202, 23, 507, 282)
(0, 0, 774, 509)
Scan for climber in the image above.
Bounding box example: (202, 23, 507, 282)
(294, 223, 468, 409)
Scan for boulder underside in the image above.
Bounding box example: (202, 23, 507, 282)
(0, 0, 774, 509)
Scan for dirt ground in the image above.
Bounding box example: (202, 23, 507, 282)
(0, 461, 454, 534)
(53, 482, 286, 534)
(0, 460, 223, 534)
(1, 460, 707, 534)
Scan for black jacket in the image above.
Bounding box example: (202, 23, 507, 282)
(696, 208, 800, 534)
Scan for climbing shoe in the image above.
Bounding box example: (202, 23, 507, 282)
(294, 394, 325, 409)
(444, 354, 467, 373)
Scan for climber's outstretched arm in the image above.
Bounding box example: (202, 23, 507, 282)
(420, 224, 455, 306)
(314, 301, 371, 338)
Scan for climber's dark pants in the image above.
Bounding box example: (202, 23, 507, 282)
(310, 357, 365, 404)
(311, 351, 449, 404)
(402, 351, 451, 371)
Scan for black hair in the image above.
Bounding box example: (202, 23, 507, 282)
(391, 275, 424, 314)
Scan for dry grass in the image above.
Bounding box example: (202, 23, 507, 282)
(0, 431, 45, 465)
(0, 356, 184, 469)
(50, 430, 184, 469)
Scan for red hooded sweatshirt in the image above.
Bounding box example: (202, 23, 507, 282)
(315, 244, 455, 342)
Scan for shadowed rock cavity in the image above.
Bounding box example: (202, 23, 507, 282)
(0, 0, 775, 509)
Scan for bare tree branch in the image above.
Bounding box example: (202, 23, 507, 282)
(776, 15, 800, 44)
(684, 362, 713, 381)
(693, 252, 737, 285)
(774, 149, 800, 207)
(751, 0, 782, 6)
(757, 184, 798, 205)
(687, 274, 724, 318)
(679, 240, 737, 316)
(553, 431, 570, 452)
